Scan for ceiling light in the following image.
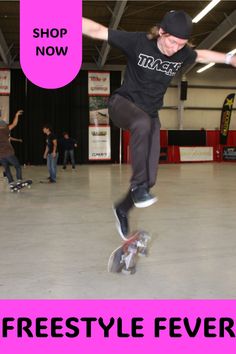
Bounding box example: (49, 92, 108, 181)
(193, 0, 221, 23)
(197, 62, 216, 73)
(228, 48, 236, 55)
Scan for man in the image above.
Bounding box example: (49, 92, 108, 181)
(82, 10, 236, 239)
(0, 110, 24, 186)
(61, 132, 77, 170)
(42, 124, 58, 183)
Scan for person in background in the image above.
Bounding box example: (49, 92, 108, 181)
(82, 10, 236, 239)
(61, 132, 77, 170)
(2, 135, 23, 179)
(42, 124, 58, 183)
(0, 110, 24, 187)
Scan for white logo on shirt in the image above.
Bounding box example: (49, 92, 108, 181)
(138, 53, 182, 76)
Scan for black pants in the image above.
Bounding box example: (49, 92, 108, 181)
(108, 94, 161, 213)
(0, 155, 22, 183)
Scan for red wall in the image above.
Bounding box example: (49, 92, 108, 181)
(122, 130, 236, 163)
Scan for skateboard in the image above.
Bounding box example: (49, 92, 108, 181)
(108, 230, 151, 275)
(9, 179, 33, 192)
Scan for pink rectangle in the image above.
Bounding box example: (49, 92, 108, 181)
(0, 300, 236, 353)
(20, 0, 82, 88)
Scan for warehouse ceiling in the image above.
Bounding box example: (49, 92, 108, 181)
(0, 0, 236, 73)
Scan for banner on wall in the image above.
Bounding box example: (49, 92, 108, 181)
(0, 69, 11, 94)
(180, 147, 213, 162)
(88, 71, 111, 161)
(88, 125, 111, 160)
(223, 146, 236, 161)
(220, 93, 235, 145)
(89, 96, 109, 125)
(88, 71, 110, 96)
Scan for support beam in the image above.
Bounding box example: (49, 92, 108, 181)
(184, 9, 236, 74)
(0, 29, 12, 66)
(82, 62, 125, 71)
(0, 61, 126, 71)
(97, 0, 127, 68)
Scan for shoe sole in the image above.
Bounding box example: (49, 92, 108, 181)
(112, 206, 128, 241)
(134, 196, 158, 208)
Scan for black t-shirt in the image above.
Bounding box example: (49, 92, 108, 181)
(46, 133, 57, 154)
(108, 30, 197, 118)
(61, 138, 76, 151)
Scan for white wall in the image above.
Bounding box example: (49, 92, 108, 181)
(160, 67, 236, 130)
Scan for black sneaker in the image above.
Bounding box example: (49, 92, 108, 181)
(131, 185, 157, 208)
(48, 178, 56, 183)
(112, 206, 129, 240)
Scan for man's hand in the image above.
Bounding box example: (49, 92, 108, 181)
(16, 110, 24, 116)
(231, 55, 236, 68)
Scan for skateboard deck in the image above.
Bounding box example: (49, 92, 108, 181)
(9, 179, 33, 192)
(108, 230, 151, 275)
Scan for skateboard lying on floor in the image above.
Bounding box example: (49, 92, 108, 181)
(108, 230, 151, 275)
(9, 179, 33, 192)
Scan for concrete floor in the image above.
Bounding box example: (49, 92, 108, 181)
(0, 163, 236, 299)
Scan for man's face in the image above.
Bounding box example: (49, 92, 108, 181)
(158, 29, 188, 56)
(43, 127, 49, 135)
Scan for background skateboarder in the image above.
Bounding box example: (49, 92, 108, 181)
(0, 110, 24, 187)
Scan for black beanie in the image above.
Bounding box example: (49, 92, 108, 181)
(160, 10, 193, 39)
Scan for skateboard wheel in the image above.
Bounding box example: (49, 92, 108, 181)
(138, 249, 148, 257)
(122, 267, 136, 275)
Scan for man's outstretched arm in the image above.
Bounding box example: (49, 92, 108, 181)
(8, 110, 23, 131)
(82, 18, 108, 41)
(196, 49, 236, 67)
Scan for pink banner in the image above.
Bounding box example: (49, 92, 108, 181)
(20, 0, 82, 89)
(0, 300, 236, 353)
